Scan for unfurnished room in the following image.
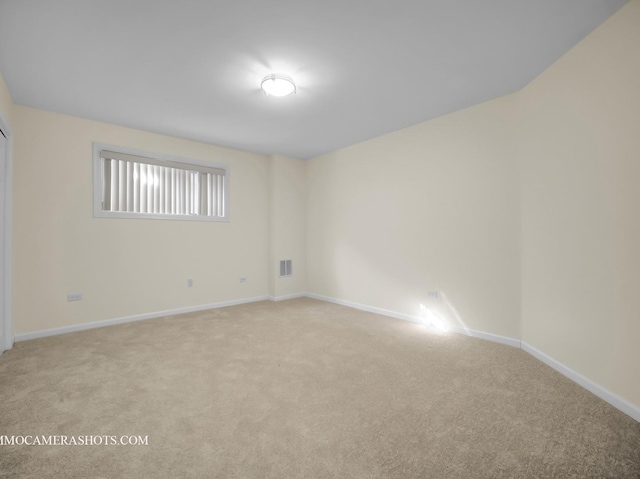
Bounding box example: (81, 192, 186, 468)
(0, 1, 639, 477)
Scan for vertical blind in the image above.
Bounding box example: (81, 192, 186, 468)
(100, 150, 226, 217)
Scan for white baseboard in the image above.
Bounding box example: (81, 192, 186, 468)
(11, 290, 638, 423)
(305, 293, 521, 348)
(521, 341, 640, 423)
(268, 293, 307, 302)
(14, 295, 270, 342)
(304, 292, 425, 325)
(448, 325, 521, 348)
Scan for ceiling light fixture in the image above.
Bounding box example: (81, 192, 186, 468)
(261, 73, 296, 97)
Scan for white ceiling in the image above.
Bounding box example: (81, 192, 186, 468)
(0, 0, 627, 160)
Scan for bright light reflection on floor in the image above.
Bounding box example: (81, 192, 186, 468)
(440, 291, 470, 334)
(419, 304, 449, 334)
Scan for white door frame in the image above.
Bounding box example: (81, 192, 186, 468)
(0, 110, 13, 353)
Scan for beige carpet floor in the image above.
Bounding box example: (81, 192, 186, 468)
(1, 298, 639, 478)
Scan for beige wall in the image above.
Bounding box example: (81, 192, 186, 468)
(304, 0, 640, 410)
(12, 106, 269, 334)
(3, 0, 639, 412)
(0, 73, 13, 128)
(519, 1, 640, 407)
(307, 94, 521, 338)
(268, 154, 307, 298)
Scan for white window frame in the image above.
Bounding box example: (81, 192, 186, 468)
(92, 142, 230, 222)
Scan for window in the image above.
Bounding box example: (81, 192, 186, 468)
(93, 143, 229, 221)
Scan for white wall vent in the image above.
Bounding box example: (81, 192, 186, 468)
(279, 259, 292, 277)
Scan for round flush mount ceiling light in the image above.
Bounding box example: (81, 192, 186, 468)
(261, 73, 296, 97)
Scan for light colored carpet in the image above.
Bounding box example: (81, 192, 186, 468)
(1, 298, 639, 478)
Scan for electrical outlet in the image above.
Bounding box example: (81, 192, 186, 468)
(239, 277, 247, 283)
(67, 293, 83, 302)
(187, 279, 193, 288)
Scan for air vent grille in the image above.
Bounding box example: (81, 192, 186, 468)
(279, 259, 292, 277)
